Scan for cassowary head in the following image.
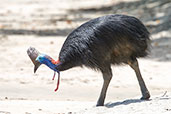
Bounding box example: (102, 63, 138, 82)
(35, 54, 60, 73)
(34, 54, 48, 73)
(27, 47, 60, 73)
(27, 47, 61, 92)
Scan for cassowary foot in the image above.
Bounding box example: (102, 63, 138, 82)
(96, 100, 104, 106)
(141, 91, 150, 100)
(96, 103, 104, 107)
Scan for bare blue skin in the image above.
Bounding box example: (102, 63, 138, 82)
(35, 54, 60, 91)
(36, 54, 59, 73)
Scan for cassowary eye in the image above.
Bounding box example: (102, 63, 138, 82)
(39, 56, 43, 60)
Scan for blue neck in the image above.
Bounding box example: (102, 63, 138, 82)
(44, 59, 58, 72)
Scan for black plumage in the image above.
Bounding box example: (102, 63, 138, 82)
(56, 14, 151, 106)
(58, 14, 150, 71)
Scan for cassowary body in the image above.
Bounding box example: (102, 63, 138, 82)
(28, 14, 150, 106)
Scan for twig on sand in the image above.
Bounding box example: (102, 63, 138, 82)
(161, 91, 167, 97)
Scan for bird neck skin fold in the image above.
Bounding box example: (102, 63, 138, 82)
(44, 58, 60, 72)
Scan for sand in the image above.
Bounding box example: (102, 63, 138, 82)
(0, 0, 171, 113)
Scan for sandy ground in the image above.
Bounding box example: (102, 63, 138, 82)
(0, 0, 171, 113)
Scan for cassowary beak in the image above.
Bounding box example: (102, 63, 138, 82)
(34, 61, 41, 73)
(27, 47, 41, 73)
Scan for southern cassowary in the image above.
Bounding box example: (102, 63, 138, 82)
(27, 14, 150, 106)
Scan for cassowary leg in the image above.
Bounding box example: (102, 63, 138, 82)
(128, 58, 150, 100)
(96, 67, 112, 106)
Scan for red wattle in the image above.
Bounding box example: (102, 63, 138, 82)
(54, 72, 60, 92)
(52, 72, 56, 80)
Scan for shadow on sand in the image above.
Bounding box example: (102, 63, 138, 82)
(105, 93, 171, 108)
(0, 28, 73, 37)
(105, 99, 150, 108)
